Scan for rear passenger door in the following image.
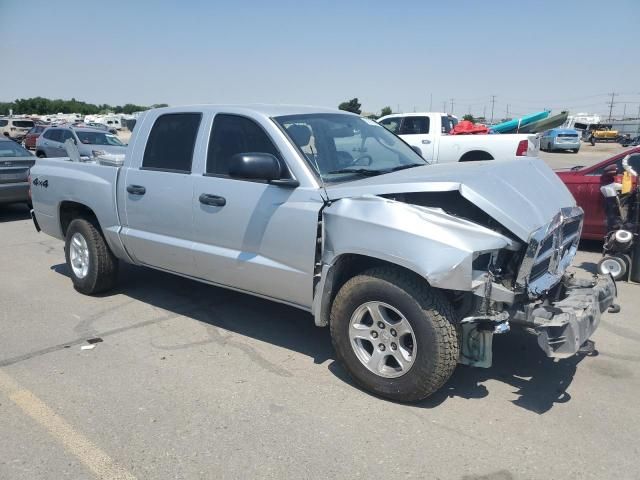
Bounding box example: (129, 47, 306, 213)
(120, 112, 202, 276)
(191, 113, 318, 307)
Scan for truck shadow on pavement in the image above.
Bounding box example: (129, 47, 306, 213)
(414, 331, 593, 414)
(51, 261, 592, 414)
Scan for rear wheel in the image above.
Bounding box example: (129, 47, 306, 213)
(330, 267, 459, 402)
(64, 218, 118, 294)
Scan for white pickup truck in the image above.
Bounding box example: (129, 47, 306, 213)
(378, 112, 539, 163)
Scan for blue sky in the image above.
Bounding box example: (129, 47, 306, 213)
(1, 0, 639, 117)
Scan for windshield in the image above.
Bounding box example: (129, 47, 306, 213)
(275, 113, 426, 183)
(0, 141, 33, 157)
(76, 131, 124, 146)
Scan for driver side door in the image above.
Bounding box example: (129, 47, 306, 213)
(191, 113, 321, 308)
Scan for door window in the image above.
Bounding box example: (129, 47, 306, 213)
(60, 130, 75, 143)
(206, 114, 284, 177)
(44, 129, 62, 142)
(399, 116, 429, 135)
(142, 113, 202, 173)
(379, 117, 402, 134)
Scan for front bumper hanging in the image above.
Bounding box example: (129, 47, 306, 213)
(511, 274, 617, 358)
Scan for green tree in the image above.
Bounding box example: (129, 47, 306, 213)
(338, 98, 362, 115)
(0, 97, 164, 115)
(380, 106, 392, 117)
(462, 114, 475, 122)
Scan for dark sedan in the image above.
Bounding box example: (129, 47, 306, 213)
(0, 137, 35, 206)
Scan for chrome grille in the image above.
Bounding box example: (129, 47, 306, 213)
(516, 207, 583, 296)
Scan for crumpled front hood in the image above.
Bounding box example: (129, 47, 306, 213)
(325, 158, 576, 241)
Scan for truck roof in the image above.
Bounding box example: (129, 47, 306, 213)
(149, 104, 348, 118)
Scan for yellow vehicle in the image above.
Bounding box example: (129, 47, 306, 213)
(586, 123, 619, 144)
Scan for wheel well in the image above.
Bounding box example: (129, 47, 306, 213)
(459, 150, 494, 162)
(59, 201, 100, 237)
(317, 254, 425, 326)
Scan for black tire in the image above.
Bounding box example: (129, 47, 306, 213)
(330, 267, 459, 402)
(36, 151, 46, 158)
(64, 218, 118, 294)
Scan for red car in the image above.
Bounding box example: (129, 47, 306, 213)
(556, 147, 640, 240)
(22, 124, 47, 150)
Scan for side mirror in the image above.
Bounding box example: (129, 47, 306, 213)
(229, 153, 282, 181)
(603, 165, 618, 176)
(411, 145, 423, 157)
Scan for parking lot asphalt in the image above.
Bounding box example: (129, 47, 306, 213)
(1, 146, 639, 479)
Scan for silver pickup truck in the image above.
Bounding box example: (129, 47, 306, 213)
(30, 105, 617, 402)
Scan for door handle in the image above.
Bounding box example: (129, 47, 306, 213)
(199, 193, 226, 207)
(126, 184, 146, 195)
(421, 139, 432, 144)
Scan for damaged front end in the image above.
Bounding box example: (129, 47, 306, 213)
(315, 187, 618, 369)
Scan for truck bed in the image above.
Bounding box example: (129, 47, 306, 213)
(30, 157, 128, 258)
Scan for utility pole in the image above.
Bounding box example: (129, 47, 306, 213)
(483, 105, 486, 119)
(429, 93, 433, 111)
(397, 103, 400, 114)
(607, 92, 617, 121)
(622, 104, 626, 119)
(450, 98, 454, 114)
(442, 101, 447, 112)
(490, 95, 496, 124)
(506, 104, 510, 119)
(637, 104, 640, 120)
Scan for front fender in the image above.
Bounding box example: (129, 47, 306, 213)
(322, 195, 515, 289)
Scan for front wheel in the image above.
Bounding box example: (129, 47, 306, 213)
(64, 218, 118, 294)
(330, 267, 459, 402)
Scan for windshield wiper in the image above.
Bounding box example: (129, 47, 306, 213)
(327, 168, 384, 176)
(570, 165, 585, 171)
(388, 163, 425, 172)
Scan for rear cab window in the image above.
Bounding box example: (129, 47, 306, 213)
(142, 113, 202, 173)
(441, 115, 458, 134)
